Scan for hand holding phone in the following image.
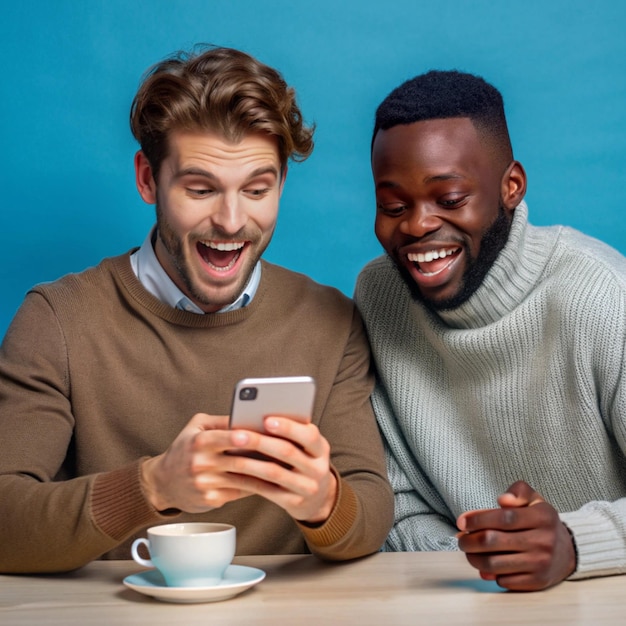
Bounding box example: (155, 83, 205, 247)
(225, 375, 335, 522)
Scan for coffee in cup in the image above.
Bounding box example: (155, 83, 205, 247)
(131, 522, 236, 587)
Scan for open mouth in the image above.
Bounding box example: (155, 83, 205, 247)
(407, 246, 461, 277)
(197, 240, 246, 272)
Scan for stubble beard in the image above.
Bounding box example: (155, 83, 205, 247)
(155, 203, 267, 310)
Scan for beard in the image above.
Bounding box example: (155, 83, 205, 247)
(396, 206, 513, 312)
(155, 202, 268, 310)
(156, 212, 207, 306)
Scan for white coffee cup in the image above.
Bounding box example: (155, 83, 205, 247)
(131, 522, 236, 587)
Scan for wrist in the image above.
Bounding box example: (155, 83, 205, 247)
(299, 471, 338, 525)
(140, 456, 170, 512)
(562, 522, 578, 578)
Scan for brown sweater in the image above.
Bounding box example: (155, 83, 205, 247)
(0, 255, 393, 573)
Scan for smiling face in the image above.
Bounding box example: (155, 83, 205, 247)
(372, 117, 526, 310)
(135, 130, 284, 312)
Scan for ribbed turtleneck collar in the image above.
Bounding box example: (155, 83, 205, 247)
(435, 202, 559, 329)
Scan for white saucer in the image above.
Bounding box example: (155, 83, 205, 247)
(123, 565, 266, 604)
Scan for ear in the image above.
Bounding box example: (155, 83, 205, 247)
(501, 160, 527, 212)
(134, 151, 157, 204)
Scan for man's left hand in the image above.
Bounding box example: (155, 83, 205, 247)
(456, 480, 577, 591)
(227, 416, 338, 524)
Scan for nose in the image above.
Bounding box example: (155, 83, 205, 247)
(399, 204, 443, 238)
(210, 192, 247, 235)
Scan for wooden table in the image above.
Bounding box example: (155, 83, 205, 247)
(1, 552, 623, 625)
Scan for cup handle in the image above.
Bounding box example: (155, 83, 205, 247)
(131, 537, 154, 568)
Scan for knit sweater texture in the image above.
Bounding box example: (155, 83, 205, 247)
(0, 255, 393, 573)
(354, 202, 626, 580)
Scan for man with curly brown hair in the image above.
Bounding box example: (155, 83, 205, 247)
(0, 46, 393, 574)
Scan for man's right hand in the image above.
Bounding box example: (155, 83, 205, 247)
(140, 413, 253, 513)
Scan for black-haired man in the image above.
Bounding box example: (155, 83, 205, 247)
(355, 70, 626, 591)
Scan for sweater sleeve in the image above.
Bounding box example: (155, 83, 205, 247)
(298, 307, 394, 560)
(0, 293, 168, 574)
(560, 320, 626, 580)
(372, 383, 459, 551)
(384, 449, 459, 551)
(560, 501, 626, 579)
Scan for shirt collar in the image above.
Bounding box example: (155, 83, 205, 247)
(130, 227, 261, 314)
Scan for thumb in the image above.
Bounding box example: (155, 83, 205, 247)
(498, 480, 544, 508)
(188, 412, 230, 431)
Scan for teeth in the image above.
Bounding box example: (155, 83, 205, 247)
(200, 241, 245, 251)
(407, 248, 457, 263)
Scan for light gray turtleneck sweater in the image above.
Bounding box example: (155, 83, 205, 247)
(355, 202, 626, 580)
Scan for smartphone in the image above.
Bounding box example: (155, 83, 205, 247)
(229, 376, 316, 432)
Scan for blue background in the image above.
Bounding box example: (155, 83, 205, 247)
(2, 1, 625, 337)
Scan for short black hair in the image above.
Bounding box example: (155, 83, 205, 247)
(372, 70, 512, 161)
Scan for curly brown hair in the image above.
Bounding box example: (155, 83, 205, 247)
(130, 45, 315, 179)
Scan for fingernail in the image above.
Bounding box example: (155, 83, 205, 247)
(265, 418, 280, 431)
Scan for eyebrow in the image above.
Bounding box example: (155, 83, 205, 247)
(375, 172, 465, 191)
(423, 173, 465, 183)
(175, 166, 280, 182)
(375, 181, 399, 191)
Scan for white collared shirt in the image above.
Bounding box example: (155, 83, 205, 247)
(130, 228, 261, 314)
